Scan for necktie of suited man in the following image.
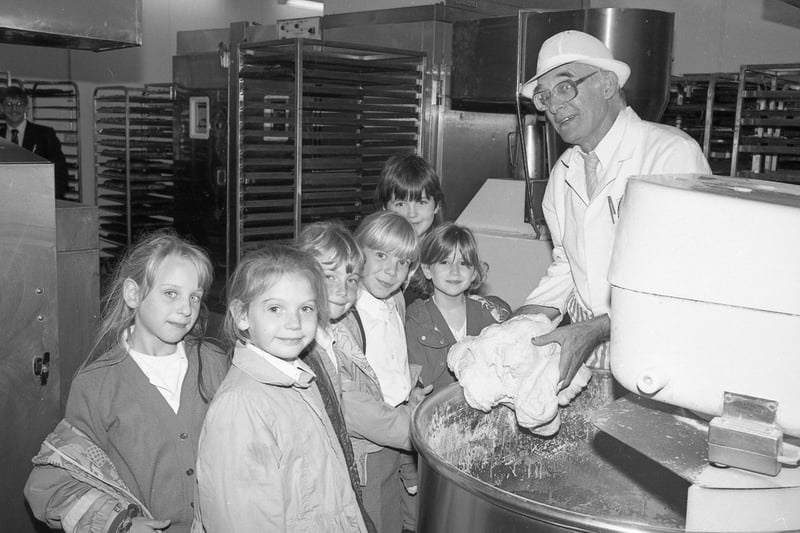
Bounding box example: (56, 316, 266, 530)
(11, 128, 19, 145)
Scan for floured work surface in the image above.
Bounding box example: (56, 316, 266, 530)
(424, 377, 688, 529)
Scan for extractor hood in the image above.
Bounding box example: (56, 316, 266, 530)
(451, 8, 674, 122)
(0, 0, 142, 52)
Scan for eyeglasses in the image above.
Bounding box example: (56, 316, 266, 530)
(532, 71, 600, 112)
(2, 101, 26, 108)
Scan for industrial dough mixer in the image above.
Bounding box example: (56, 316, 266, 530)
(411, 173, 800, 532)
(596, 173, 800, 532)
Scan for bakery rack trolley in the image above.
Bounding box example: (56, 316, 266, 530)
(731, 63, 800, 183)
(661, 73, 740, 175)
(227, 38, 426, 273)
(26, 80, 82, 202)
(94, 83, 177, 261)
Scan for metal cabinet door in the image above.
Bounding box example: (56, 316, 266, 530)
(0, 150, 62, 532)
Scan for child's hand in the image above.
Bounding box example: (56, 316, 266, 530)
(401, 477, 418, 495)
(129, 517, 171, 532)
(408, 384, 433, 408)
(399, 461, 419, 495)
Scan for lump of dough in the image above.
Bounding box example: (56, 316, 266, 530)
(447, 314, 591, 436)
(557, 365, 592, 406)
(454, 348, 510, 412)
(514, 354, 560, 435)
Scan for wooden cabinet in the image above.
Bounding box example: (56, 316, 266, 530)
(0, 140, 62, 532)
(56, 200, 100, 411)
(0, 140, 99, 531)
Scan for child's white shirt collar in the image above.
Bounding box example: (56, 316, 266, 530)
(245, 341, 303, 382)
(357, 287, 397, 314)
(314, 326, 339, 372)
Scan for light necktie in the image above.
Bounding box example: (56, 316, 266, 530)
(583, 151, 600, 200)
(11, 128, 19, 145)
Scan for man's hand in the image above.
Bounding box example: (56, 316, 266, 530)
(408, 384, 434, 408)
(531, 314, 610, 390)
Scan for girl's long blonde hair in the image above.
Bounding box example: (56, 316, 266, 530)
(85, 229, 215, 400)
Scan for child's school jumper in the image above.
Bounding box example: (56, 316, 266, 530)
(24, 338, 229, 533)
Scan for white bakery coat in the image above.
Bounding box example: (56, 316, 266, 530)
(524, 106, 712, 318)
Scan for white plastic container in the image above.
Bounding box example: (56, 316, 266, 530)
(456, 179, 553, 310)
(608, 174, 800, 437)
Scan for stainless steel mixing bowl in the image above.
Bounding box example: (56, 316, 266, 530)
(410, 373, 689, 533)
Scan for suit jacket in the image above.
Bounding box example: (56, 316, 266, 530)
(2, 121, 69, 199)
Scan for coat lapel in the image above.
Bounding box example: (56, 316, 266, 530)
(422, 301, 456, 384)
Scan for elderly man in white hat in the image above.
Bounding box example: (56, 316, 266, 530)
(515, 30, 711, 386)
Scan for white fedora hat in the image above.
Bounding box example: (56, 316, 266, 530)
(520, 30, 631, 100)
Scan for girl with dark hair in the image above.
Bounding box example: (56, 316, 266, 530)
(406, 223, 498, 391)
(376, 153, 446, 307)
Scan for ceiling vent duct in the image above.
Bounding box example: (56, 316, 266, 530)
(0, 0, 142, 52)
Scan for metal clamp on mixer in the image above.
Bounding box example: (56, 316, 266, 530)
(708, 392, 800, 477)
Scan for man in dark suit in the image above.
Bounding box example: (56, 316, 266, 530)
(1, 86, 70, 200)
